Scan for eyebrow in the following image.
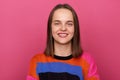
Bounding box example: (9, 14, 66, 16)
(67, 21, 74, 23)
(52, 20, 61, 22)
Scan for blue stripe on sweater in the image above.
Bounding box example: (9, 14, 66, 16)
(36, 62, 83, 80)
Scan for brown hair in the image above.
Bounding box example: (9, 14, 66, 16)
(44, 4, 83, 58)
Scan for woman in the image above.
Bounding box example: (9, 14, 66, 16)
(27, 4, 100, 80)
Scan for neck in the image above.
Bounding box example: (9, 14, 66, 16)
(54, 42, 72, 57)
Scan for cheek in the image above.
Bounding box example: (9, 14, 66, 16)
(69, 27, 74, 34)
(51, 25, 55, 33)
(52, 27, 56, 34)
(52, 25, 60, 32)
(69, 29, 74, 38)
(51, 27, 58, 37)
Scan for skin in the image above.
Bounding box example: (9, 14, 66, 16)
(51, 8, 74, 56)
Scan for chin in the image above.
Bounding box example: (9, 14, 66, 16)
(55, 41, 71, 45)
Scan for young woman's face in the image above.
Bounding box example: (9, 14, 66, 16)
(51, 8, 74, 45)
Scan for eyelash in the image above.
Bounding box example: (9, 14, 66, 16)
(67, 23, 73, 26)
(54, 23, 60, 25)
(53, 22, 73, 26)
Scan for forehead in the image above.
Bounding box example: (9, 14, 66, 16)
(52, 8, 73, 21)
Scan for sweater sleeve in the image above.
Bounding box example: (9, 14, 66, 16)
(26, 55, 39, 80)
(82, 53, 100, 80)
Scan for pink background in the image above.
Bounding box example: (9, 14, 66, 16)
(0, 0, 120, 80)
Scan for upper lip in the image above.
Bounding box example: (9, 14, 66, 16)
(58, 33, 68, 35)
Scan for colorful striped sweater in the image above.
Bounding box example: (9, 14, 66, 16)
(27, 52, 100, 80)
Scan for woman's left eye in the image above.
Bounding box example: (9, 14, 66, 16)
(67, 23, 73, 26)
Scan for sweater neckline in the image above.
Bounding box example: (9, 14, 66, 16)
(54, 54, 73, 60)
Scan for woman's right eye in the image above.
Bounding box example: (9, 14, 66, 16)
(54, 23, 60, 25)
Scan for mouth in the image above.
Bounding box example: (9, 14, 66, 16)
(58, 33, 68, 38)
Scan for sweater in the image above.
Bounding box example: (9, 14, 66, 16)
(26, 52, 100, 80)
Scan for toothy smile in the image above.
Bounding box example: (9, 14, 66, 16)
(58, 33, 68, 38)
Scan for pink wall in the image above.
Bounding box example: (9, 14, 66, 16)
(0, 0, 120, 80)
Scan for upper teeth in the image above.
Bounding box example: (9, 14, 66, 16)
(58, 33, 68, 37)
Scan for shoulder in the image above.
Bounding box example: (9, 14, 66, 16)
(81, 52, 96, 65)
(30, 53, 46, 62)
(32, 53, 45, 59)
(81, 52, 100, 79)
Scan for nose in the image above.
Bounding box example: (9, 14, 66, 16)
(60, 25, 67, 31)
